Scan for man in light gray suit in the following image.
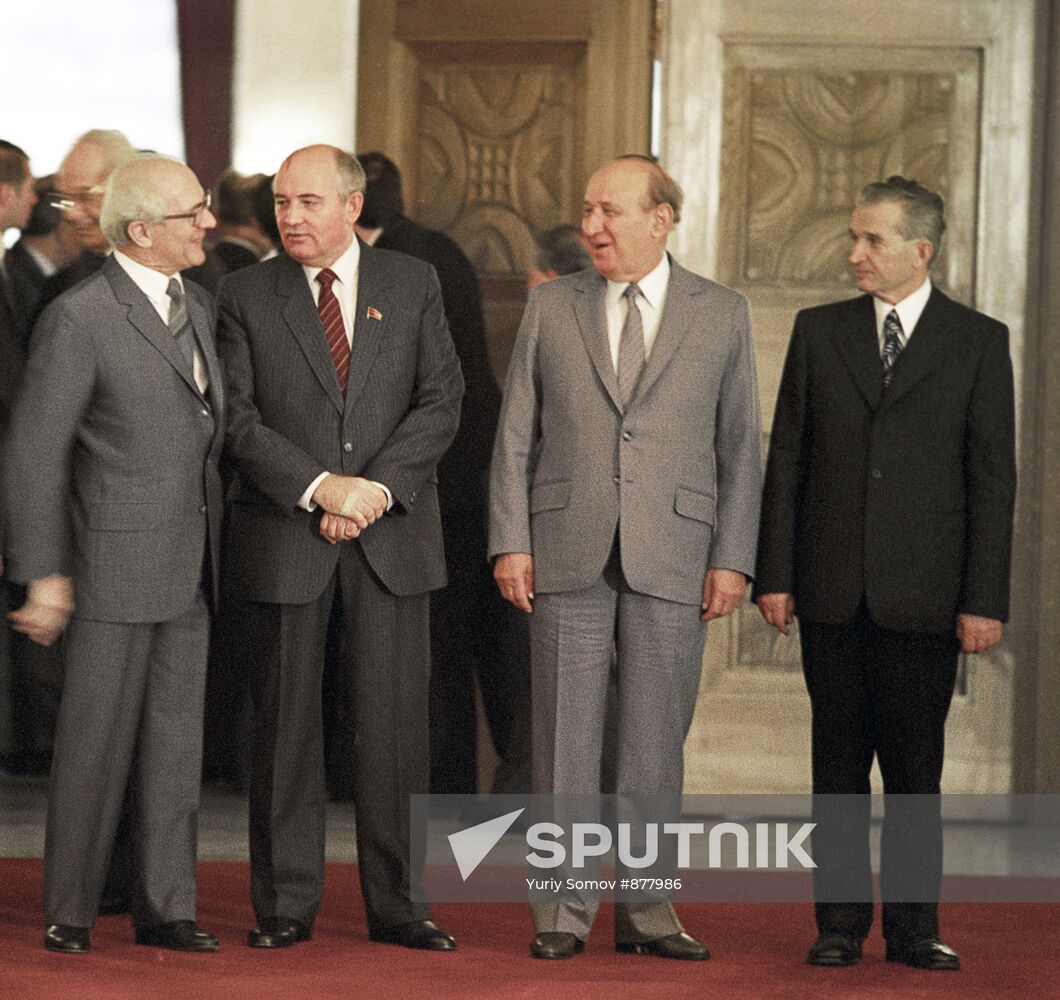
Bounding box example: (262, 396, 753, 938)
(2, 154, 224, 953)
(490, 155, 762, 960)
(217, 146, 463, 952)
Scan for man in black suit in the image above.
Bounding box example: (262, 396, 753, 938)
(7, 174, 83, 346)
(755, 176, 1016, 972)
(354, 151, 530, 796)
(0, 140, 38, 768)
(217, 145, 463, 952)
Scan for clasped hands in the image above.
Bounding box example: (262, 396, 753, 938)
(312, 474, 388, 544)
(8, 574, 74, 647)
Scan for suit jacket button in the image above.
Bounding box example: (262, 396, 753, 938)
(344, 442, 353, 452)
(871, 468, 883, 479)
(200, 505, 207, 514)
(613, 475, 621, 484)
(201, 408, 209, 416)
(622, 430, 632, 441)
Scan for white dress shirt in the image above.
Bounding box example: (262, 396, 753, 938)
(296, 237, 392, 512)
(113, 250, 208, 393)
(604, 253, 671, 370)
(873, 277, 932, 354)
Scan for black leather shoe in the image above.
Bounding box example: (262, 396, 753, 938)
(807, 933, 863, 966)
(886, 937, 960, 970)
(97, 895, 132, 916)
(531, 932, 584, 959)
(44, 924, 90, 953)
(616, 931, 710, 960)
(135, 920, 219, 952)
(369, 919, 456, 951)
(247, 917, 312, 949)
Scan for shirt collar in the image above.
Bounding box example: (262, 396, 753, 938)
(605, 252, 671, 308)
(113, 249, 181, 305)
(874, 277, 932, 336)
(302, 236, 360, 288)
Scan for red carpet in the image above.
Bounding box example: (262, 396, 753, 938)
(0, 859, 1055, 999)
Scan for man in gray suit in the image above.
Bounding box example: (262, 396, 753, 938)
(490, 155, 762, 960)
(2, 154, 224, 953)
(217, 145, 463, 952)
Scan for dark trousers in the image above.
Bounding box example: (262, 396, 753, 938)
(799, 602, 959, 941)
(428, 510, 531, 794)
(243, 542, 432, 932)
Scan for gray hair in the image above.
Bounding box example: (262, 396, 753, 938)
(534, 224, 592, 275)
(335, 148, 366, 198)
(99, 153, 176, 247)
(275, 145, 366, 200)
(72, 129, 136, 175)
(856, 175, 946, 259)
(616, 154, 684, 224)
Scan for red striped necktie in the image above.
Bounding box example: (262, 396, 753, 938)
(316, 267, 349, 392)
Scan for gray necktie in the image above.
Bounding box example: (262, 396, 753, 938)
(166, 277, 204, 388)
(617, 283, 645, 408)
(881, 309, 903, 388)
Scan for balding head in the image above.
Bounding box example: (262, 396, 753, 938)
(274, 145, 364, 267)
(56, 129, 135, 253)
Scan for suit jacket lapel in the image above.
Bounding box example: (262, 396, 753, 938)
(878, 286, 952, 410)
(345, 243, 389, 412)
(103, 257, 202, 399)
(275, 255, 345, 414)
(829, 295, 882, 411)
(633, 257, 697, 405)
(573, 271, 622, 412)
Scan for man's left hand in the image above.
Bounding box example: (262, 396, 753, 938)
(956, 613, 1002, 654)
(701, 568, 748, 622)
(319, 512, 362, 544)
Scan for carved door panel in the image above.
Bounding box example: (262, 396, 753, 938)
(357, 0, 653, 383)
(662, 0, 1032, 797)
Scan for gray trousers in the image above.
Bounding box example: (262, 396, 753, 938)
(43, 591, 209, 929)
(529, 557, 707, 943)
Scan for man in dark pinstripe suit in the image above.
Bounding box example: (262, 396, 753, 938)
(217, 145, 463, 952)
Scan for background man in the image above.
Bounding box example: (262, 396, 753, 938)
(211, 168, 273, 273)
(490, 155, 762, 960)
(526, 223, 592, 290)
(217, 145, 463, 952)
(0, 139, 38, 772)
(5, 175, 82, 339)
(353, 150, 529, 798)
(0, 141, 39, 339)
(32, 130, 136, 324)
(3, 154, 224, 954)
(755, 176, 1016, 972)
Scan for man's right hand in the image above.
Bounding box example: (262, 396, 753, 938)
(757, 592, 795, 636)
(312, 474, 387, 530)
(494, 552, 535, 613)
(9, 574, 74, 646)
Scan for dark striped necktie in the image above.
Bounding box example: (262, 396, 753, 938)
(317, 268, 349, 392)
(881, 308, 904, 388)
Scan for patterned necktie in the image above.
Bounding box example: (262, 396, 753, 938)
(166, 278, 205, 389)
(617, 282, 645, 408)
(881, 308, 904, 388)
(317, 268, 349, 393)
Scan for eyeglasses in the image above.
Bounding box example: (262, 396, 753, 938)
(161, 191, 212, 225)
(49, 187, 105, 211)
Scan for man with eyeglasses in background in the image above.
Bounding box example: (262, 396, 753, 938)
(2, 153, 225, 954)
